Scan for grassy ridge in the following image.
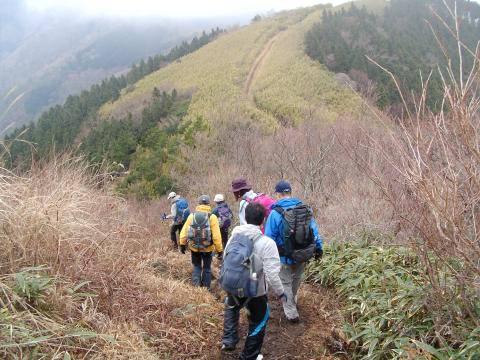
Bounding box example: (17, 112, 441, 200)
(251, 7, 362, 125)
(101, 6, 362, 131)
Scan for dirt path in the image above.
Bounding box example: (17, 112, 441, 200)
(244, 32, 282, 97)
(158, 228, 347, 359)
(206, 257, 347, 359)
(216, 282, 347, 360)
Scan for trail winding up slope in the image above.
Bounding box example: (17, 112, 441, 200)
(244, 32, 282, 97)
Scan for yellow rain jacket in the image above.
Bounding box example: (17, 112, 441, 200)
(179, 205, 223, 253)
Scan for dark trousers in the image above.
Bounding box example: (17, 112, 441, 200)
(220, 227, 229, 249)
(191, 251, 212, 288)
(170, 222, 184, 248)
(223, 295, 269, 360)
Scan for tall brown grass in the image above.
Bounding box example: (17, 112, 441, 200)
(0, 157, 224, 359)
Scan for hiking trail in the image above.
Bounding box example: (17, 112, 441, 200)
(156, 225, 347, 359)
(244, 32, 282, 98)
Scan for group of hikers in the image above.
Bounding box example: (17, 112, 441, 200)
(163, 178, 323, 360)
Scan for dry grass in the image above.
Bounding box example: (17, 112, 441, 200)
(175, 116, 396, 243)
(0, 156, 225, 359)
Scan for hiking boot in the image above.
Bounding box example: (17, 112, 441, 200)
(287, 317, 300, 324)
(221, 343, 235, 352)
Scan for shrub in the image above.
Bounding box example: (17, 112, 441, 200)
(306, 238, 480, 359)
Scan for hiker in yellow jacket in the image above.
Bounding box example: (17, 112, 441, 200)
(180, 195, 223, 289)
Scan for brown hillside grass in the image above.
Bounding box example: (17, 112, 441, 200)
(0, 157, 225, 359)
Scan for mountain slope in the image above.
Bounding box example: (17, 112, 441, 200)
(0, 12, 233, 133)
(100, 6, 363, 130)
(305, 0, 480, 111)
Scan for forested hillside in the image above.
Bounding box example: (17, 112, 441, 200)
(5, 5, 363, 199)
(5, 28, 223, 172)
(305, 0, 480, 111)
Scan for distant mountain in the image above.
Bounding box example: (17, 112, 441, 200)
(0, 6, 243, 133)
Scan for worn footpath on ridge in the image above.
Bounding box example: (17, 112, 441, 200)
(244, 31, 282, 98)
(100, 6, 361, 130)
(155, 222, 347, 359)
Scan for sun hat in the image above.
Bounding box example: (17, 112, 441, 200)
(214, 194, 225, 203)
(231, 178, 252, 192)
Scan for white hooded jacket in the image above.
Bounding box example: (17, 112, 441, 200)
(225, 224, 284, 297)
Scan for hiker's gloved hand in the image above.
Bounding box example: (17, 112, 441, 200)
(217, 252, 223, 260)
(161, 213, 167, 220)
(314, 248, 323, 260)
(180, 245, 187, 254)
(279, 293, 288, 303)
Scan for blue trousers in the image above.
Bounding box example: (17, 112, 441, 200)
(223, 295, 269, 360)
(191, 251, 212, 288)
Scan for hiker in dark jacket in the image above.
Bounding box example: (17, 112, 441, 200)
(165, 192, 190, 249)
(222, 202, 286, 360)
(264, 180, 323, 323)
(212, 194, 233, 248)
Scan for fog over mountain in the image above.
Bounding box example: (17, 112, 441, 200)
(0, 0, 251, 133)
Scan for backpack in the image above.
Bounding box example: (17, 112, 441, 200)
(219, 233, 261, 298)
(245, 193, 275, 220)
(274, 204, 315, 263)
(174, 198, 190, 224)
(187, 212, 212, 250)
(217, 204, 233, 229)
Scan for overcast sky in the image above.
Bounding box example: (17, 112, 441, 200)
(25, 0, 346, 18)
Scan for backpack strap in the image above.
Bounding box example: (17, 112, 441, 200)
(273, 207, 285, 216)
(248, 233, 263, 280)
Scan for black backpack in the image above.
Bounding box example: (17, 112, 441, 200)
(274, 204, 315, 263)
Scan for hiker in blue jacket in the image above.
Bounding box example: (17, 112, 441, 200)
(165, 192, 190, 250)
(264, 180, 323, 323)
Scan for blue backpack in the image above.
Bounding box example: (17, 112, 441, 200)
(174, 198, 190, 224)
(219, 233, 261, 298)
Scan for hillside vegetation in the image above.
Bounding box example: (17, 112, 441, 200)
(305, 0, 480, 112)
(1, 1, 479, 357)
(5, 29, 223, 170)
(100, 6, 362, 129)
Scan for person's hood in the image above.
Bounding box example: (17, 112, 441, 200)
(195, 204, 212, 213)
(271, 197, 303, 209)
(242, 190, 257, 200)
(231, 224, 263, 239)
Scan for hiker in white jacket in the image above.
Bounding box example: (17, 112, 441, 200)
(222, 202, 286, 360)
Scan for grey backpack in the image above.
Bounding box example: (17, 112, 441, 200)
(187, 212, 212, 250)
(219, 233, 261, 298)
